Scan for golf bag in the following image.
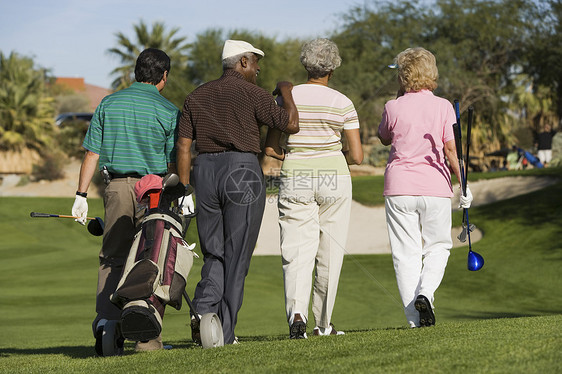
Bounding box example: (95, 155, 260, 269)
(518, 147, 544, 168)
(110, 176, 196, 342)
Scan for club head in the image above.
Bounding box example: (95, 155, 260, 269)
(162, 173, 179, 190)
(160, 183, 187, 210)
(87, 217, 104, 236)
(467, 249, 484, 271)
(457, 226, 467, 243)
(457, 223, 476, 243)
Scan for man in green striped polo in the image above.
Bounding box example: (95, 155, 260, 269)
(71, 48, 184, 355)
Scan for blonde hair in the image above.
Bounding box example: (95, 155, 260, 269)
(395, 47, 438, 92)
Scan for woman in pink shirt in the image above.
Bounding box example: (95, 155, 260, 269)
(378, 47, 473, 328)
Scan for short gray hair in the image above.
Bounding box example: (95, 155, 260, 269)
(300, 38, 342, 79)
(222, 52, 255, 70)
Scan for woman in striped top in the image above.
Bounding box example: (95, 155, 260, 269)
(265, 38, 363, 339)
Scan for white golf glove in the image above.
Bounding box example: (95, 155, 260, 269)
(179, 194, 195, 215)
(72, 195, 88, 225)
(459, 185, 473, 209)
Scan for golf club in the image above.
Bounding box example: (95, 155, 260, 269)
(30, 212, 104, 236)
(176, 184, 195, 215)
(454, 100, 473, 243)
(464, 107, 484, 271)
(157, 173, 179, 207)
(457, 222, 476, 243)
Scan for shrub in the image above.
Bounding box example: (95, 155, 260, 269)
(365, 143, 390, 167)
(31, 151, 66, 181)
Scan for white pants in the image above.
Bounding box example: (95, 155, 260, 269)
(279, 175, 352, 328)
(537, 149, 552, 165)
(385, 196, 452, 327)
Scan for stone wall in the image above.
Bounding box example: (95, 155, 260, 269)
(0, 148, 41, 174)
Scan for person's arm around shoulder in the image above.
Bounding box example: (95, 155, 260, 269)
(265, 128, 285, 161)
(343, 128, 363, 165)
(273, 81, 299, 134)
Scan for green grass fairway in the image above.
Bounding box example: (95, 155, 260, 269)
(0, 168, 561, 372)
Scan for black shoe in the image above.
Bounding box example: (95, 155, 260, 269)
(414, 295, 435, 327)
(289, 314, 307, 339)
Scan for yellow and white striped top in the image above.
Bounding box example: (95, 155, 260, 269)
(281, 84, 360, 177)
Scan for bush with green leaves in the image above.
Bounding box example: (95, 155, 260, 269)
(365, 143, 390, 168)
(31, 150, 66, 181)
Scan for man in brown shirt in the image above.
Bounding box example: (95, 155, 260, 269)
(177, 39, 299, 345)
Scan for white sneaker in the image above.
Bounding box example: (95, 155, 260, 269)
(313, 324, 345, 336)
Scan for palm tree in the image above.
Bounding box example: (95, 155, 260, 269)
(0, 51, 55, 152)
(107, 20, 190, 93)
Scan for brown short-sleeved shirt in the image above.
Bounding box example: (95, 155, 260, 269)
(178, 69, 289, 154)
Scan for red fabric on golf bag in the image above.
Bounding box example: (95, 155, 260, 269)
(110, 210, 195, 341)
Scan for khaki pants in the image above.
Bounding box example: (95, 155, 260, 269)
(279, 175, 352, 329)
(94, 177, 144, 331)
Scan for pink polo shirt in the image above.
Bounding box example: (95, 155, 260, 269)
(378, 90, 457, 197)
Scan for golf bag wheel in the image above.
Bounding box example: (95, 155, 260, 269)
(199, 313, 224, 349)
(102, 320, 124, 356)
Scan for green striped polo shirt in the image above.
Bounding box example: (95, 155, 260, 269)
(83, 82, 180, 175)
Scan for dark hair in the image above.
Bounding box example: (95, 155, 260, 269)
(134, 48, 171, 84)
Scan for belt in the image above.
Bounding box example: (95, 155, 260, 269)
(102, 171, 166, 184)
(199, 150, 258, 156)
(111, 173, 150, 179)
(199, 150, 233, 154)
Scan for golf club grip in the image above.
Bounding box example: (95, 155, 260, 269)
(454, 100, 461, 125)
(465, 106, 473, 192)
(30, 212, 95, 220)
(30, 212, 54, 218)
(453, 124, 467, 197)
(453, 123, 463, 161)
(466, 106, 473, 149)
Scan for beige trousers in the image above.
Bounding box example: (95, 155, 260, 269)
(94, 177, 144, 329)
(278, 175, 352, 328)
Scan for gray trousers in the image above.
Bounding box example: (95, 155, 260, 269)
(191, 152, 265, 344)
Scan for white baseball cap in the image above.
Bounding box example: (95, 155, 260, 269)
(222, 40, 264, 60)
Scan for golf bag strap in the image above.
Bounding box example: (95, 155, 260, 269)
(143, 213, 183, 234)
